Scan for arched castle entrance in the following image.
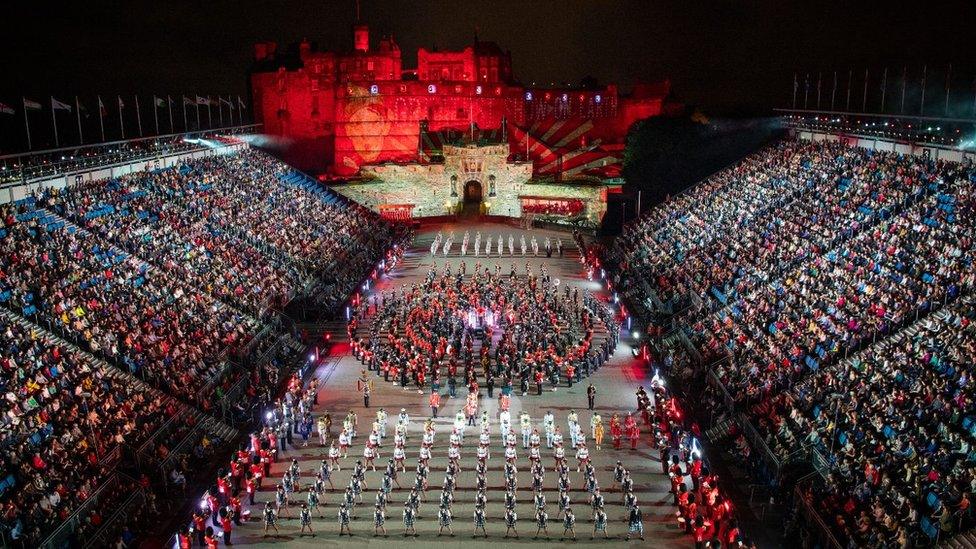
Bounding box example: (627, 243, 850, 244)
(464, 180, 483, 203)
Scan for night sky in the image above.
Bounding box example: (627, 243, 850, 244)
(1, 0, 974, 151)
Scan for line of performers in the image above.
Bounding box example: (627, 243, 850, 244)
(430, 230, 565, 258)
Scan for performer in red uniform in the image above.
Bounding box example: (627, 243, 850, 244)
(610, 414, 623, 450)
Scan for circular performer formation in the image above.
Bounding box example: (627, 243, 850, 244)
(350, 259, 619, 398)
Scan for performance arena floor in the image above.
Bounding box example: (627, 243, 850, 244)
(231, 221, 685, 547)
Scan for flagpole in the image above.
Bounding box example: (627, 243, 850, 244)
(945, 63, 952, 116)
(153, 96, 159, 135)
(830, 71, 837, 111)
(98, 95, 106, 142)
(901, 67, 907, 114)
(182, 96, 188, 131)
(920, 65, 927, 115)
(23, 97, 32, 150)
(51, 97, 60, 148)
(118, 96, 125, 139)
(791, 72, 797, 110)
(880, 67, 887, 113)
(803, 73, 809, 109)
(195, 95, 201, 130)
(218, 97, 224, 127)
(238, 95, 244, 123)
(861, 68, 868, 112)
(76, 96, 84, 145)
(135, 95, 143, 136)
(228, 96, 235, 126)
(207, 95, 212, 128)
(816, 72, 822, 109)
(846, 69, 852, 111)
(167, 96, 174, 133)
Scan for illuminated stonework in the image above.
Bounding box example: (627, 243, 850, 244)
(333, 140, 615, 225)
(251, 24, 676, 177)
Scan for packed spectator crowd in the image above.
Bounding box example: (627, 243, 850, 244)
(0, 147, 400, 545)
(0, 132, 252, 186)
(790, 297, 976, 546)
(0, 314, 176, 544)
(612, 138, 976, 545)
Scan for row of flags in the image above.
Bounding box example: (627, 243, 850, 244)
(5, 95, 244, 113)
(0, 95, 248, 150)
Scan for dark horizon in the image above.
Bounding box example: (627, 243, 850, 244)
(1, 0, 974, 152)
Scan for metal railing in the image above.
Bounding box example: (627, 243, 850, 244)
(793, 483, 844, 549)
(82, 487, 147, 549)
(39, 474, 133, 549)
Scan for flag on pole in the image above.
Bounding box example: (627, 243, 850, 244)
(153, 96, 162, 135)
(196, 95, 211, 106)
(118, 95, 126, 139)
(76, 96, 84, 145)
(226, 95, 235, 125)
(50, 96, 63, 147)
(238, 96, 246, 110)
(135, 95, 143, 136)
(193, 94, 201, 129)
(0, 102, 13, 115)
(791, 73, 798, 109)
(182, 96, 190, 130)
(880, 67, 888, 112)
(167, 95, 175, 133)
(52, 97, 72, 111)
(97, 96, 106, 142)
(945, 63, 952, 116)
(831, 71, 837, 110)
(920, 64, 927, 115)
(23, 97, 35, 149)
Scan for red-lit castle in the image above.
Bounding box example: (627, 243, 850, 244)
(251, 24, 676, 222)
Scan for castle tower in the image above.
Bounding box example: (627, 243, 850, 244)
(353, 24, 369, 53)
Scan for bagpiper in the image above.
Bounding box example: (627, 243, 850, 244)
(338, 502, 352, 536)
(534, 506, 550, 540)
(263, 502, 279, 538)
(299, 502, 315, 537)
(560, 507, 577, 541)
(437, 504, 455, 536)
(373, 503, 387, 537)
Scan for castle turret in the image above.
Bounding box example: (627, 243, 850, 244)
(353, 24, 369, 53)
